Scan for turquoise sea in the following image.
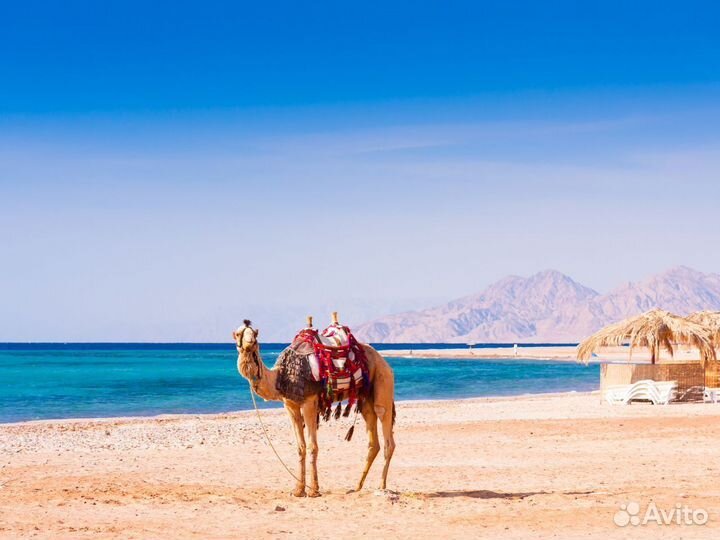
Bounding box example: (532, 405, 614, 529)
(0, 343, 599, 424)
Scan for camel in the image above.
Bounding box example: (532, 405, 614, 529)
(233, 319, 396, 497)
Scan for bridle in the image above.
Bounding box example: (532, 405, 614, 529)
(237, 324, 301, 484)
(236, 325, 263, 389)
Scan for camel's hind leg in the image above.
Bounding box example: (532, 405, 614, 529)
(375, 401, 396, 490)
(372, 372, 396, 490)
(354, 399, 380, 492)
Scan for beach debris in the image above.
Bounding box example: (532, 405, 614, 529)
(374, 489, 400, 504)
(0, 478, 17, 489)
(274, 505, 286, 512)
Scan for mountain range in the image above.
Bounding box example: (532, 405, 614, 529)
(354, 266, 720, 343)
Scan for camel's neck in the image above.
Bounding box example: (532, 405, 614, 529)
(238, 352, 282, 402)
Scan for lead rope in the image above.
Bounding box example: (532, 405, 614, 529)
(247, 382, 300, 483)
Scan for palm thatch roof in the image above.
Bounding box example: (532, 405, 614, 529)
(686, 311, 720, 347)
(577, 308, 716, 365)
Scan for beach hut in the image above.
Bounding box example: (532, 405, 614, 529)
(686, 310, 720, 390)
(577, 309, 716, 401)
(686, 310, 720, 346)
(578, 308, 715, 365)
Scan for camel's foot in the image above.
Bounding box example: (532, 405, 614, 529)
(350, 479, 367, 493)
(290, 487, 307, 497)
(307, 488, 321, 498)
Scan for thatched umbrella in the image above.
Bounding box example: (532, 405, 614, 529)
(577, 308, 716, 365)
(686, 311, 720, 347)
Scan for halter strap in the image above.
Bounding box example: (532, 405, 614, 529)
(236, 325, 263, 385)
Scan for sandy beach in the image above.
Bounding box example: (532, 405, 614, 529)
(379, 345, 582, 360)
(381, 345, 707, 363)
(2, 392, 719, 539)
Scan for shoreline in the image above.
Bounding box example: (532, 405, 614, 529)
(0, 389, 601, 428)
(381, 345, 582, 361)
(381, 344, 705, 363)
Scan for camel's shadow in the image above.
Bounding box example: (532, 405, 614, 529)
(421, 489, 594, 500)
(423, 489, 546, 500)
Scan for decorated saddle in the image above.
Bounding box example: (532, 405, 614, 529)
(275, 323, 370, 420)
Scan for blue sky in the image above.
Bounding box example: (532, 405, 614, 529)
(2, 1, 720, 341)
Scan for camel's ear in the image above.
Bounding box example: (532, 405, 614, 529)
(254, 328, 259, 337)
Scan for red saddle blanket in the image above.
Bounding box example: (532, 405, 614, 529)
(285, 324, 370, 416)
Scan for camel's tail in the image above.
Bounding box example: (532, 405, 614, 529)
(344, 402, 395, 442)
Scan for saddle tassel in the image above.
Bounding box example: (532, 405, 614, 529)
(333, 402, 342, 420)
(343, 402, 352, 417)
(344, 425, 355, 442)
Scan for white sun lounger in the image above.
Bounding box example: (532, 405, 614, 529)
(604, 380, 677, 405)
(704, 387, 720, 403)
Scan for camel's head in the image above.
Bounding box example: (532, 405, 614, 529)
(233, 320, 261, 381)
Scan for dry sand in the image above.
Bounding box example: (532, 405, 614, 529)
(2, 392, 720, 539)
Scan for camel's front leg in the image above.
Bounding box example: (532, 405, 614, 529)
(285, 402, 306, 497)
(301, 398, 321, 497)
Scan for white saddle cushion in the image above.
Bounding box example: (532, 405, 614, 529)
(318, 325, 350, 348)
(307, 353, 320, 381)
